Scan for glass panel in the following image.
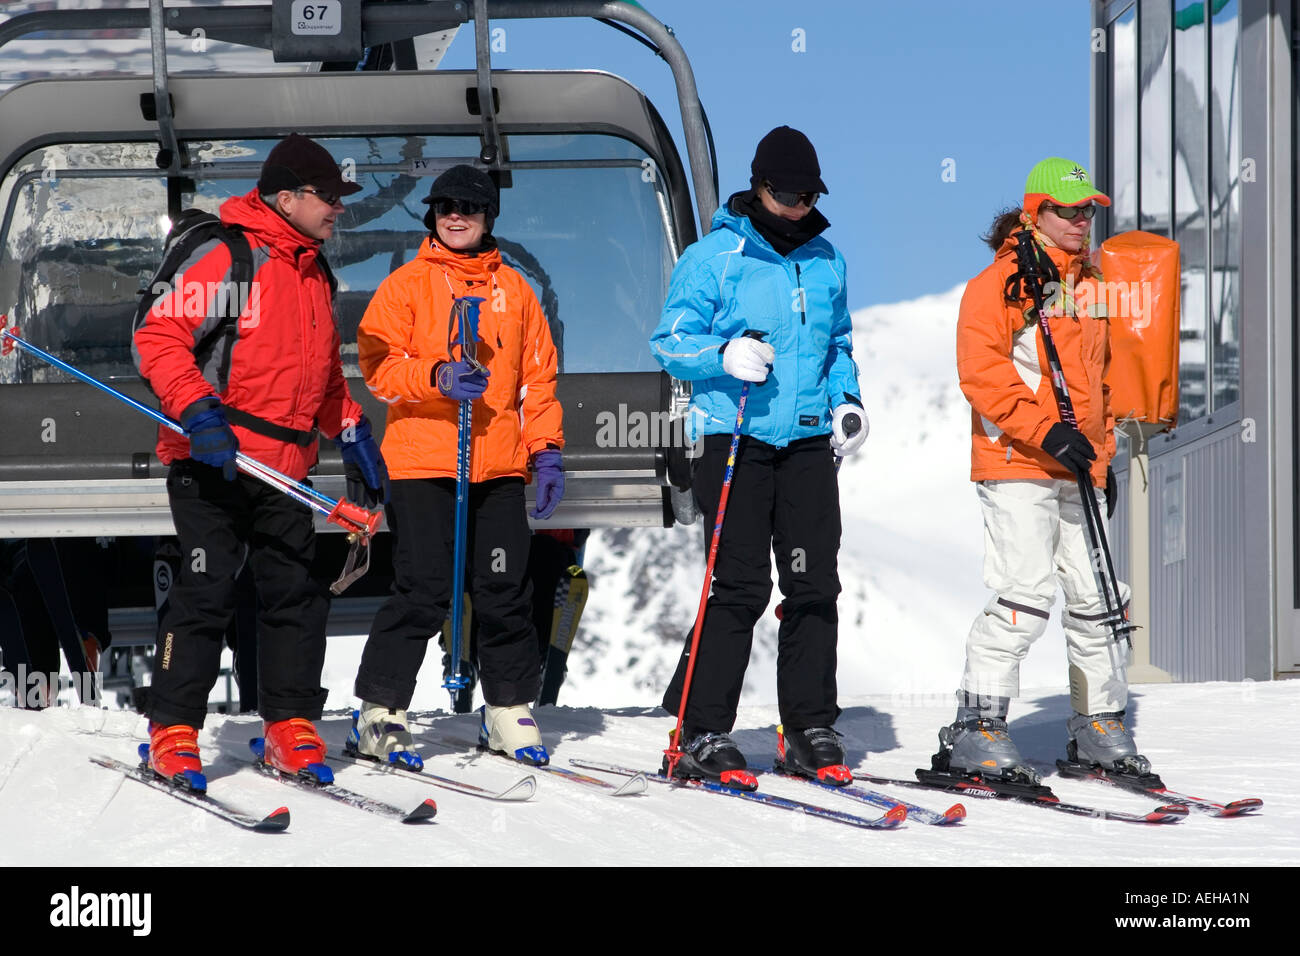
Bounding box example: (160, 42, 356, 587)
(0, 133, 674, 388)
(1110, 7, 1139, 235)
(1139, 0, 1173, 235)
(1209, 0, 1240, 410)
(1173, 0, 1209, 423)
(0, 143, 164, 385)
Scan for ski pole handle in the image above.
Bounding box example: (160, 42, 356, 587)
(841, 413, 862, 438)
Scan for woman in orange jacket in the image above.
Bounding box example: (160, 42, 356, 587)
(349, 166, 564, 767)
(934, 157, 1146, 785)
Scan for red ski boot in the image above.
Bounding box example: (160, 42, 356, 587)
(141, 723, 206, 791)
(259, 718, 333, 785)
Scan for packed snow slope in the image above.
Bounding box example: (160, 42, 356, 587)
(4, 288, 1292, 866)
(0, 682, 1294, 867)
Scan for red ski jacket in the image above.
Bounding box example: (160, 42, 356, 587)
(133, 190, 362, 480)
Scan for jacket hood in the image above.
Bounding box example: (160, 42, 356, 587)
(415, 235, 502, 283)
(221, 189, 323, 259)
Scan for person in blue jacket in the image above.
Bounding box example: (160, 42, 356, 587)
(650, 126, 866, 784)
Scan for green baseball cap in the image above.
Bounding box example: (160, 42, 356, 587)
(1023, 157, 1111, 208)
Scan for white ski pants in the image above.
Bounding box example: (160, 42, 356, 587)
(960, 478, 1132, 715)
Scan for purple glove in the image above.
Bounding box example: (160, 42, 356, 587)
(529, 450, 564, 519)
(434, 360, 490, 401)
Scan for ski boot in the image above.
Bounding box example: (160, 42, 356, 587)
(479, 704, 549, 766)
(928, 695, 1043, 791)
(1062, 711, 1159, 784)
(775, 724, 852, 785)
(346, 702, 423, 771)
(663, 729, 757, 790)
(253, 717, 333, 785)
(140, 723, 206, 792)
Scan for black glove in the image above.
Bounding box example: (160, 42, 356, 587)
(1106, 465, 1117, 519)
(1040, 422, 1096, 475)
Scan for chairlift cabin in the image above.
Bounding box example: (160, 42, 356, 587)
(0, 1, 714, 552)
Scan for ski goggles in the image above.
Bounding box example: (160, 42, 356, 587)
(430, 198, 488, 217)
(1043, 202, 1096, 221)
(763, 181, 819, 208)
(294, 185, 342, 207)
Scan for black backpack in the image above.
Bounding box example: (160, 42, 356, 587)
(133, 208, 336, 446)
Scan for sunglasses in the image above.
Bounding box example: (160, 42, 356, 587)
(763, 181, 819, 208)
(1044, 203, 1096, 221)
(432, 198, 487, 217)
(295, 185, 341, 207)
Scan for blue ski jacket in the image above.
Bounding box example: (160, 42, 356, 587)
(649, 202, 859, 447)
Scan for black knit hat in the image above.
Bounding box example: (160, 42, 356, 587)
(421, 165, 500, 232)
(750, 126, 829, 194)
(257, 133, 362, 198)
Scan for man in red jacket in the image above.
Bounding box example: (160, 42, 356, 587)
(132, 134, 388, 787)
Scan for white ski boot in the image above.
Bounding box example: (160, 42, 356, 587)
(1066, 711, 1152, 776)
(347, 702, 423, 771)
(479, 703, 549, 766)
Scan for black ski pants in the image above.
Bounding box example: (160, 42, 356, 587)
(354, 477, 540, 710)
(150, 460, 329, 729)
(663, 434, 842, 735)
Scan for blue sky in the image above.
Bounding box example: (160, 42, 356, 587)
(437, 0, 1093, 310)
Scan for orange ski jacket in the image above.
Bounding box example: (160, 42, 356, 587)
(357, 237, 563, 482)
(956, 233, 1114, 486)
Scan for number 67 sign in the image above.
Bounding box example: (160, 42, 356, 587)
(291, 0, 341, 36)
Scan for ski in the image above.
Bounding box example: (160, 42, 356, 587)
(1054, 760, 1262, 817)
(570, 759, 907, 832)
(760, 767, 966, 826)
(849, 767, 1187, 824)
(90, 755, 290, 832)
(430, 734, 648, 796)
(245, 739, 437, 824)
(330, 746, 537, 802)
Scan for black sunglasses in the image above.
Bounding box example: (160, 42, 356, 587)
(432, 198, 487, 217)
(763, 181, 819, 208)
(295, 185, 341, 207)
(1044, 203, 1096, 221)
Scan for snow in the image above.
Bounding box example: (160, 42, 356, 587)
(0, 682, 1294, 867)
(3, 285, 1293, 869)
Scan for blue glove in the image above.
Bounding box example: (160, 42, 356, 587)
(435, 360, 490, 401)
(338, 416, 390, 509)
(529, 449, 564, 520)
(181, 397, 238, 481)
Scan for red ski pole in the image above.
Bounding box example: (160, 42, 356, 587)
(664, 332, 765, 779)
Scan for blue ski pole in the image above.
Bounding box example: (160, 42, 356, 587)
(444, 296, 486, 711)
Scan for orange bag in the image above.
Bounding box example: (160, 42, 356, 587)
(1097, 231, 1181, 429)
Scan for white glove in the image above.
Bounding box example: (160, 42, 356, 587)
(721, 336, 775, 383)
(830, 404, 869, 456)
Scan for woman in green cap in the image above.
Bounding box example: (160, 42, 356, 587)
(935, 157, 1145, 786)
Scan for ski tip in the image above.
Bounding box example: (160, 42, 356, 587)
(884, 804, 908, 826)
(403, 798, 439, 824)
(1148, 804, 1190, 823)
(257, 807, 292, 832)
(942, 803, 967, 824)
(500, 775, 538, 801)
(611, 772, 649, 797)
(1220, 798, 1263, 815)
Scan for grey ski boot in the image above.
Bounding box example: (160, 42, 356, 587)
(1066, 711, 1152, 776)
(931, 693, 1041, 785)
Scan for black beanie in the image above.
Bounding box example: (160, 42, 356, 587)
(750, 126, 829, 194)
(421, 165, 500, 233)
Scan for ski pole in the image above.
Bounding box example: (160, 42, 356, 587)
(443, 295, 486, 712)
(0, 317, 379, 540)
(1007, 236, 1134, 646)
(664, 330, 765, 777)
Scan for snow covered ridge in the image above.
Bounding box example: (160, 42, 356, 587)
(1, 681, 1292, 867)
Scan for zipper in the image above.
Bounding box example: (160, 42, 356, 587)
(794, 263, 806, 325)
